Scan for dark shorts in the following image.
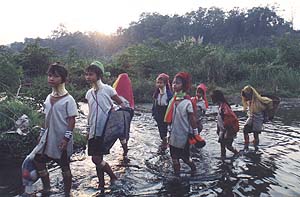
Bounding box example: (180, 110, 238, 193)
(170, 143, 190, 161)
(243, 124, 261, 134)
(34, 151, 70, 168)
(88, 137, 107, 156)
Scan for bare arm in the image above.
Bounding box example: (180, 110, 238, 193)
(59, 116, 76, 150)
(188, 112, 198, 130)
(67, 116, 76, 131)
(111, 94, 125, 108)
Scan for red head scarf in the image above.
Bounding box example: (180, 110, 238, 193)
(197, 83, 208, 109)
(113, 73, 134, 109)
(153, 73, 171, 99)
(174, 72, 192, 92)
(156, 73, 171, 90)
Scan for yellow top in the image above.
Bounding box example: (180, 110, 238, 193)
(241, 85, 273, 113)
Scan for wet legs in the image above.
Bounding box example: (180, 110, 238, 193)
(120, 139, 128, 157)
(61, 166, 72, 196)
(34, 161, 50, 195)
(92, 156, 117, 188)
(172, 158, 196, 176)
(171, 159, 181, 176)
(221, 141, 239, 159)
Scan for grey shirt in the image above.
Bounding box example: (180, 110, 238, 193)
(245, 111, 264, 132)
(37, 94, 78, 159)
(169, 99, 193, 149)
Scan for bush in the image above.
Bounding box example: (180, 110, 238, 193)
(0, 99, 43, 132)
(0, 60, 22, 95)
(22, 76, 50, 107)
(132, 77, 155, 103)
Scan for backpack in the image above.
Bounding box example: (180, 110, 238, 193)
(261, 95, 281, 122)
(222, 103, 239, 133)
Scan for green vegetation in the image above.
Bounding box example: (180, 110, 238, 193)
(0, 99, 43, 132)
(1, 6, 299, 104)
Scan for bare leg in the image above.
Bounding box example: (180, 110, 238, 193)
(253, 133, 259, 146)
(220, 143, 226, 159)
(182, 157, 196, 174)
(226, 144, 239, 155)
(172, 158, 181, 176)
(96, 166, 105, 192)
(34, 161, 50, 194)
(120, 139, 128, 157)
(253, 133, 259, 151)
(102, 162, 117, 183)
(61, 166, 72, 196)
(92, 156, 117, 184)
(244, 133, 249, 150)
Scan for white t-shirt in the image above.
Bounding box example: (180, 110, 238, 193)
(37, 94, 78, 159)
(85, 84, 117, 139)
(169, 99, 193, 149)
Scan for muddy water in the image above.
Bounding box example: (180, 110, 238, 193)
(1, 100, 300, 196)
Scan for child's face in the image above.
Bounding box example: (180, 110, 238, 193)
(196, 89, 204, 98)
(156, 79, 165, 89)
(85, 71, 98, 84)
(172, 77, 183, 93)
(48, 73, 63, 87)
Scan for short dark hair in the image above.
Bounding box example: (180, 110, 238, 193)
(47, 62, 68, 83)
(85, 65, 103, 80)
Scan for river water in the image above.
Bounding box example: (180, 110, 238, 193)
(1, 100, 300, 196)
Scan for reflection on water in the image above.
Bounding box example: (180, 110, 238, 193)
(1, 100, 300, 196)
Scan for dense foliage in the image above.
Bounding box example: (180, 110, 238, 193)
(0, 6, 300, 104)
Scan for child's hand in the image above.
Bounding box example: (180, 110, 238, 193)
(59, 138, 69, 150)
(120, 102, 126, 109)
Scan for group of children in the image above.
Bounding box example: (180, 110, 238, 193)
(22, 63, 276, 196)
(152, 72, 276, 175)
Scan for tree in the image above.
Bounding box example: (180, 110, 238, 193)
(17, 41, 54, 77)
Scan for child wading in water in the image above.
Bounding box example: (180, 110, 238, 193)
(113, 73, 135, 157)
(241, 85, 273, 150)
(33, 63, 78, 196)
(152, 73, 173, 152)
(165, 72, 197, 176)
(85, 61, 125, 191)
(191, 83, 208, 132)
(211, 90, 239, 159)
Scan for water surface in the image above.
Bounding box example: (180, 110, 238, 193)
(1, 100, 300, 196)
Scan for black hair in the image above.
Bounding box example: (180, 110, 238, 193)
(211, 90, 230, 107)
(47, 62, 68, 83)
(85, 65, 103, 80)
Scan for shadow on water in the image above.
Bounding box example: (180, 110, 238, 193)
(1, 100, 300, 196)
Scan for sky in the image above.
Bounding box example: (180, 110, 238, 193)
(1, 0, 300, 45)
